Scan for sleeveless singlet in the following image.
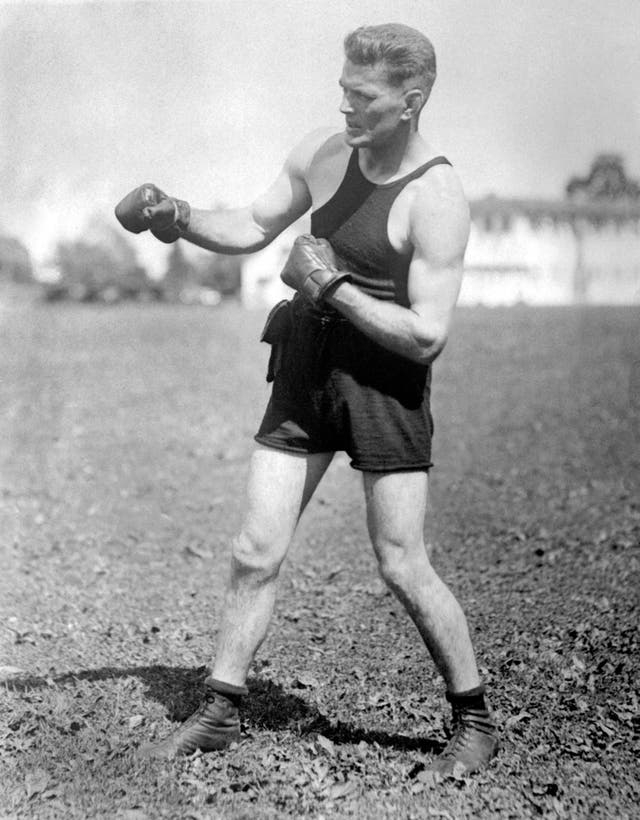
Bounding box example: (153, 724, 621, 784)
(311, 149, 451, 307)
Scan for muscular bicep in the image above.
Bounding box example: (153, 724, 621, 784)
(406, 172, 470, 339)
(248, 131, 329, 246)
(250, 162, 312, 244)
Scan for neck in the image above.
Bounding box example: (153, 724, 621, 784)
(359, 126, 429, 183)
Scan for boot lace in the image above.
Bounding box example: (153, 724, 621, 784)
(441, 705, 494, 759)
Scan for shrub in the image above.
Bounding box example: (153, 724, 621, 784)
(0, 235, 33, 284)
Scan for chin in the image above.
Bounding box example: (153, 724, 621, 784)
(343, 129, 370, 148)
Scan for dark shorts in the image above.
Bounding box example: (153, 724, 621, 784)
(255, 297, 434, 472)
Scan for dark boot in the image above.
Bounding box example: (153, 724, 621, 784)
(429, 687, 499, 776)
(137, 679, 246, 761)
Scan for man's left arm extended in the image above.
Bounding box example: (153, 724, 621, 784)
(324, 172, 470, 365)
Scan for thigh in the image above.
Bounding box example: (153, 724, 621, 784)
(363, 470, 429, 556)
(242, 445, 334, 552)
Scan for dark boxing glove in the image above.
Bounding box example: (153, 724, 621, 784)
(280, 235, 351, 303)
(114, 183, 191, 244)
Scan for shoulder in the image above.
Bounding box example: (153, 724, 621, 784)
(406, 162, 470, 257)
(285, 128, 348, 179)
(412, 161, 468, 216)
(408, 162, 469, 239)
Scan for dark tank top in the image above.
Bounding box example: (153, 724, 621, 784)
(311, 149, 451, 307)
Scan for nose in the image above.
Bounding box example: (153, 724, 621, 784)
(339, 92, 353, 115)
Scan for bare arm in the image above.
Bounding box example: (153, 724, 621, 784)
(180, 132, 327, 254)
(325, 167, 469, 365)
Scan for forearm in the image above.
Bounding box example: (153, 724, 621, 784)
(182, 207, 270, 255)
(325, 282, 447, 365)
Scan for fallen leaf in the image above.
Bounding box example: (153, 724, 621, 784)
(417, 769, 442, 789)
(295, 673, 320, 689)
(351, 667, 365, 682)
(506, 711, 533, 728)
(316, 734, 336, 756)
(0, 666, 26, 680)
(183, 543, 213, 560)
(327, 779, 356, 800)
(25, 769, 49, 799)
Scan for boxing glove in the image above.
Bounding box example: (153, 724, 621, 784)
(114, 184, 191, 243)
(280, 235, 351, 303)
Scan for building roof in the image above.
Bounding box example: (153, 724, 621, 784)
(472, 156, 640, 225)
(470, 194, 640, 223)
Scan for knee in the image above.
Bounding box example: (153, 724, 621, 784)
(374, 537, 432, 593)
(230, 528, 285, 585)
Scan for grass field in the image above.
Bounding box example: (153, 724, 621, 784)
(1, 294, 639, 819)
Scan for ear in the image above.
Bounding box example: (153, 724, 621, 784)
(401, 88, 424, 121)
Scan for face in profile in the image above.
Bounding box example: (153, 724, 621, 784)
(339, 59, 416, 148)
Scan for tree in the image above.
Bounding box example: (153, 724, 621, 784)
(198, 252, 243, 298)
(0, 235, 33, 284)
(47, 215, 156, 302)
(163, 242, 197, 300)
(566, 154, 640, 202)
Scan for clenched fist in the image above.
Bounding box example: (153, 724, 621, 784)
(280, 235, 351, 303)
(114, 183, 191, 244)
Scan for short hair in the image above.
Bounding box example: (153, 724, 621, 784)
(344, 23, 437, 102)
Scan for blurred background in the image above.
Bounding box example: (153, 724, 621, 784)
(0, 0, 639, 306)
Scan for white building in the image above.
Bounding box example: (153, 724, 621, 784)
(463, 195, 640, 306)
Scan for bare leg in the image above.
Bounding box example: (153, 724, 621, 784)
(211, 446, 334, 686)
(363, 470, 480, 693)
(137, 446, 333, 760)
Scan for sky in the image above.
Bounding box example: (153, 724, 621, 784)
(1, 0, 639, 269)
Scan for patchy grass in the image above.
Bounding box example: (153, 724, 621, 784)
(1, 297, 639, 818)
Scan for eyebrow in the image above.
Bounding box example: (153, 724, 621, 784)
(338, 78, 375, 96)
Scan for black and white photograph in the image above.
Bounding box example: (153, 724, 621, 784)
(1, 1, 638, 817)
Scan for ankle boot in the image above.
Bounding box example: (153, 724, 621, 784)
(429, 688, 499, 776)
(137, 679, 245, 761)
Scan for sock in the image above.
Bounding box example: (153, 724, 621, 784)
(205, 676, 248, 702)
(446, 684, 488, 712)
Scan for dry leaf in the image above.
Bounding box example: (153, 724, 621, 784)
(316, 734, 336, 756)
(0, 666, 26, 680)
(327, 779, 356, 800)
(25, 769, 49, 799)
(417, 769, 442, 789)
(295, 673, 320, 689)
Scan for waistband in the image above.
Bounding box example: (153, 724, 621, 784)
(291, 294, 348, 325)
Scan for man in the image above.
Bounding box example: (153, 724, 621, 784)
(115, 23, 498, 775)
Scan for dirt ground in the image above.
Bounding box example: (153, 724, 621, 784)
(1, 295, 638, 818)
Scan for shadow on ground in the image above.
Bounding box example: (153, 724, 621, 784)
(6, 665, 442, 755)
